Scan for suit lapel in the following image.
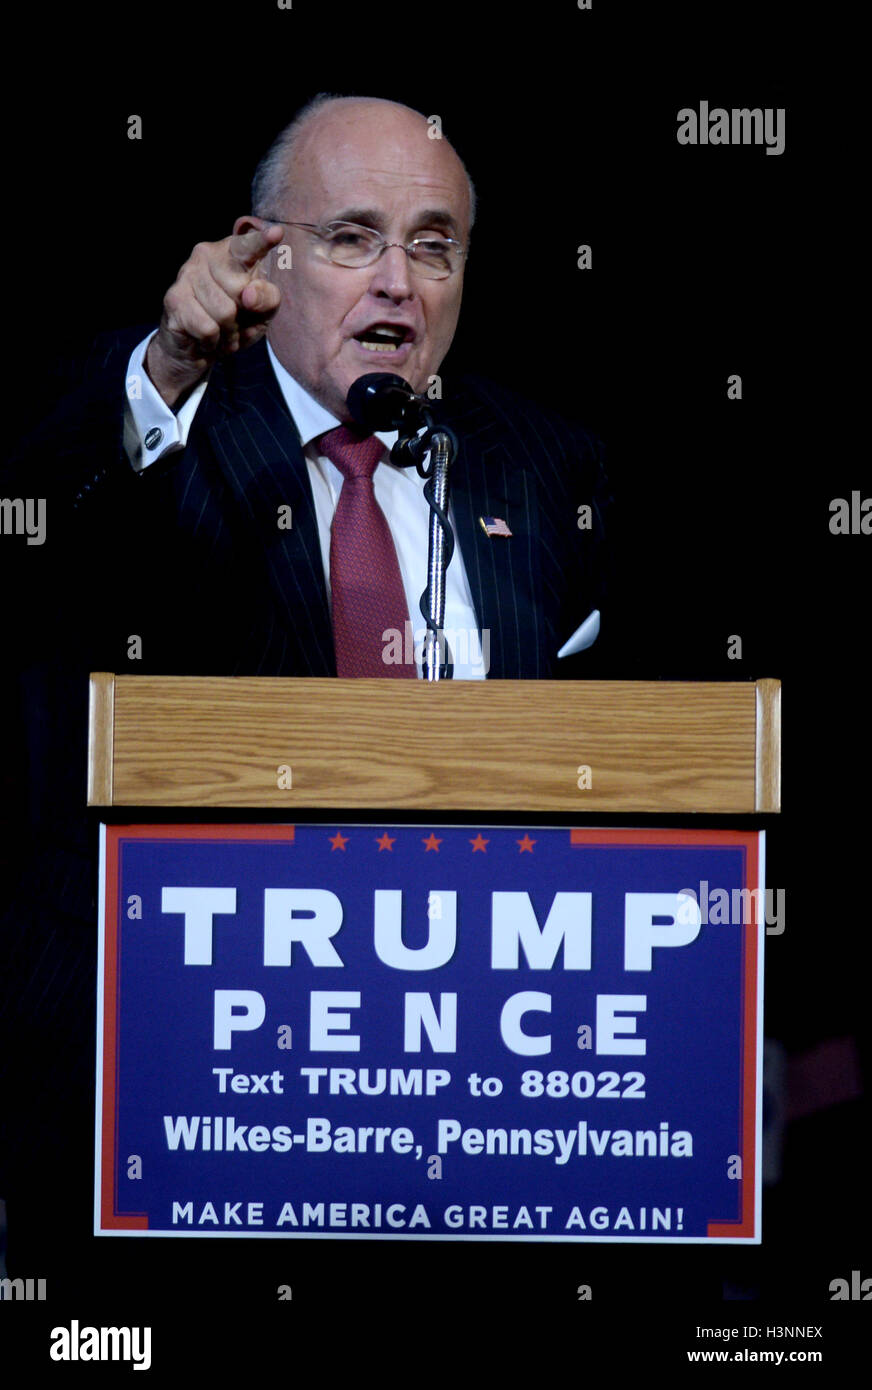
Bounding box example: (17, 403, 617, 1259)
(440, 387, 547, 678)
(202, 342, 336, 676)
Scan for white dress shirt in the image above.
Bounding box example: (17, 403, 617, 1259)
(124, 332, 486, 678)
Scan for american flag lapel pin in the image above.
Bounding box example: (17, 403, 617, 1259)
(479, 515, 513, 538)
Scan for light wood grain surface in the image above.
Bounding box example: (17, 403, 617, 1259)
(88, 676, 781, 812)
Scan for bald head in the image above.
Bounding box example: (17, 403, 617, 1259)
(252, 95, 475, 233)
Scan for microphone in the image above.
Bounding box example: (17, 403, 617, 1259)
(346, 373, 424, 433)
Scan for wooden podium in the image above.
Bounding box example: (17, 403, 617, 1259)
(88, 673, 779, 1245)
(87, 674, 781, 813)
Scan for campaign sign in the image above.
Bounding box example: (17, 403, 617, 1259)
(96, 825, 763, 1243)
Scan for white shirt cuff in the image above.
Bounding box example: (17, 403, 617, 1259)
(123, 330, 210, 472)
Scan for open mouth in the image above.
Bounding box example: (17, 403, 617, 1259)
(352, 323, 414, 353)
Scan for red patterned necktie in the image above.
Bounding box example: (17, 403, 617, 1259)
(318, 425, 416, 678)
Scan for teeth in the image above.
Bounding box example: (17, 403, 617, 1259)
(358, 340, 400, 351)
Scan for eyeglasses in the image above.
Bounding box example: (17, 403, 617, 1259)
(262, 218, 465, 279)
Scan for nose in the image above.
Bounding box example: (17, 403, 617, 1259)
(366, 242, 415, 302)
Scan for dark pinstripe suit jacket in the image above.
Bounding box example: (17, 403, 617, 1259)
(7, 328, 612, 683)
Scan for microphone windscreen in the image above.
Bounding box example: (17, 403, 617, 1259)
(347, 373, 414, 432)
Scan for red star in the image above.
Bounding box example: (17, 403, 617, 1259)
(422, 833, 442, 852)
(517, 834, 536, 853)
(376, 832, 396, 851)
(329, 831, 349, 851)
(469, 833, 489, 853)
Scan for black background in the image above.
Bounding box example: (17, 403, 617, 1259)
(1, 0, 867, 1374)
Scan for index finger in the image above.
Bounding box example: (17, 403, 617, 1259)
(228, 222, 285, 270)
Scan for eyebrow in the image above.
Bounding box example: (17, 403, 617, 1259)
(330, 207, 460, 237)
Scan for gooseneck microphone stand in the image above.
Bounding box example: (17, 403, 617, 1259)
(347, 373, 459, 682)
(392, 417, 459, 681)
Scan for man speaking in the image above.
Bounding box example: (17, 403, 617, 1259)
(6, 92, 611, 684)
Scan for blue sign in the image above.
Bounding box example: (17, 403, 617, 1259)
(96, 825, 763, 1242)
